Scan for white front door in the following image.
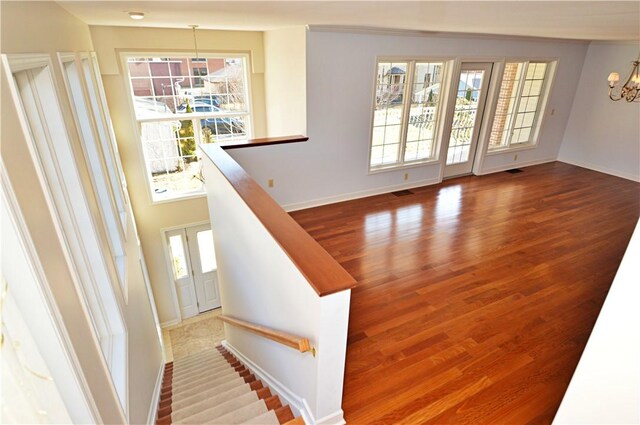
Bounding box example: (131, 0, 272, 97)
(443, 62, 493, 178)
(166, 224, 221, 319)
(167, 229, 199, 318)
(186, 225, 221, 313)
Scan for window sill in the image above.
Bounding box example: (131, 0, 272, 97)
(368, 159, 440, 175)
(151, 191, 207, 205)
(485, 143, 538, 156)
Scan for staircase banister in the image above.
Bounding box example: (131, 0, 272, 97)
(218, 314, 314, 355)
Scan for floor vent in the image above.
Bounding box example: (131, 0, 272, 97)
(505, 169, 524, 174)
(392, 189, 414, 197)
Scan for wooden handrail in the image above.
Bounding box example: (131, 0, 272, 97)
(218, 315, 314, 354)
(219, 135, 310, 149)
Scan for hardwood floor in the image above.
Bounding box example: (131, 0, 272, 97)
(290, 162, 639, 424)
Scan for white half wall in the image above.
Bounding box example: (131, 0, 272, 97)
(553, 219, 640, 424)
(558, 41, 640, 182)
(230, 28, 588, 208)
(202, 147, 351, 424)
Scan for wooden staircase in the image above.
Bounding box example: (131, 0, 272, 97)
(156, 346, 304, 425)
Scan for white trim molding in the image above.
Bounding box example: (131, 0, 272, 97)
(1, 163, 101, 424)
(282, 176, 441, 212)
(222, 341, 346, 425)
(476, 157, 556, 175)
(556, 158, 640, 182)
(146, 363, 165, 425)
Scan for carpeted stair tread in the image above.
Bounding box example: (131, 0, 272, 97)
(172, 381, 252, 412)
(241, 410, 281, 425)
(173, 360, 237, 382)
(173, 373, 244, 401)
(172, 367, 239, 394)
(156, 346, 304, 425)
(173, 355, 229, 372)
(174, 349, 224, 364)
(173, 352, 228, 369)
(174, 390, 260, 424)
(172, 365, 238, 392)
(204, 398, 270, 424)
(172, 363, 239, 386)
(171, 382, 254, 420)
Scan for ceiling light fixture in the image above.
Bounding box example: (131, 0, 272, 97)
(128, 12, 145, 20)
(607, 58, 640, 102)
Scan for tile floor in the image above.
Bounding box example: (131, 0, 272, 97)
(162, 308, 226, 362)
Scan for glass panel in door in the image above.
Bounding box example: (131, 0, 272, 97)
(196, 229, 217, 273)
(443, 62, 493, 179)
(446, 69, 486, 165)
(168, 234, 188, 279)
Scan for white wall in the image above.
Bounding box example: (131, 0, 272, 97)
(264, 26, 307, 136)
(202, 146, 351, 424)
(231, 28, 588, 210)
(558, 41, 640, 182)
(89, 25, 267, 326)
(553, 219, 640, 424)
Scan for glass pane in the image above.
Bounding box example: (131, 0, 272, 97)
(197, 230, 217, 273)
(201, 115, 247, 144)
(405, 61, 444, 162)
(488, 62, 524, 149)
(370, 61, 408, 168)
(446, 69, 485, 165)
(127, 56, 249, 119)
(381, 143, 400, 165)
(169, 235, 188, 279)
(141, 121, 205, 200)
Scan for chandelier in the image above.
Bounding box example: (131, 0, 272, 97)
(607, 59, 640, 102)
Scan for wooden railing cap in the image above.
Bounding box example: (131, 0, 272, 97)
(202, 135, 356, 297)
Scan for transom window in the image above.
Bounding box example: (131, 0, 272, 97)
(488, 61, 551, 150)
(370, 60, 446, 170)
(124, 54, 252, 202)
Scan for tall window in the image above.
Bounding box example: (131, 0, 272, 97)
(5, 55, 127, 415)
(489, 61, 552, 150)
(59, 54, 126, 290)
(124, 55, 252, 202)
(370, 60, 446, 170)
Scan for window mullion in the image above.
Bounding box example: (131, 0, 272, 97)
(398, 61, 415, 165)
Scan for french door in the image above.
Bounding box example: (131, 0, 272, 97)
(166, 224, 221, 319)
(443, 62, 493, 178)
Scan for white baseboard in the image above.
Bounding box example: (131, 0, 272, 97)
(222, 341, 345, 425)
(146, 363, 165, 425)
(556, 157, 640, 182)
(477, 157, 556, 175)
(160, 318, 180, 329)
(281, 177, 441, 212)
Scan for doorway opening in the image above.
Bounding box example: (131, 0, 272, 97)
(164, 223, 221, 320)
(443, 62, 493, 179)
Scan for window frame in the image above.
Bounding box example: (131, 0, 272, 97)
(86, 52, 130, 227)
(57, 52, 128, 296)
(120, 51, 254, 204)
(2, 53, 129, 419)
(368, 57, 453, 173)
(485, 59, 557, 154)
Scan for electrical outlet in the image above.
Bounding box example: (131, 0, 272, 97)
(268, 179, 274, 188)
(514, 154, 518, 161)
(404, 173, 409, 181)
